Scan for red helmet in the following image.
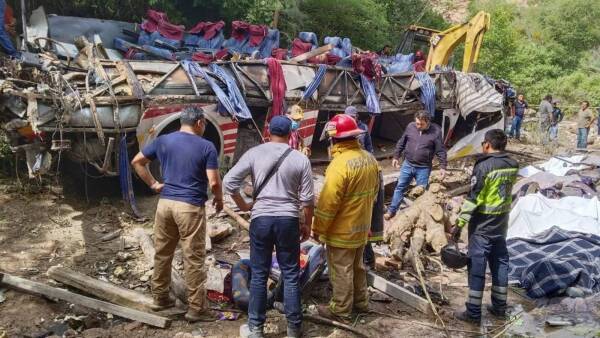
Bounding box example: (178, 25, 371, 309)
(325, 114, 365, 139)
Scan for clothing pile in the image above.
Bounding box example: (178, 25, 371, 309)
(508, 226, 600, 298)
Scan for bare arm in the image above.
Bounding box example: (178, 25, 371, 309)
(131, 152, 162, 193)
(207, 169, 223, 212)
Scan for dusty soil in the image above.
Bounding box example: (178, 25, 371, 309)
(0, 116, 596, 337)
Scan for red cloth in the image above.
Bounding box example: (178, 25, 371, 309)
(265, 58, 287, 120)
(308, 53, 341, 65)
(352, 52, 382, 80)
(289, 130, 300, 150)
(413, 60, 426, 72)
(5, 5, 14, 25)
(214, 49, 230, 60)
(192, 52, 214, 64)
(248, 24, 268, 47)
(188, 21, 225, 39)
(291, 38, 312, 57)
(140, 9, 184, 40)
(271, 48, 288, 60)
(231, 21, 250, 41)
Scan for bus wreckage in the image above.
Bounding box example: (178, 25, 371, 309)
(0, 9, 511, 185)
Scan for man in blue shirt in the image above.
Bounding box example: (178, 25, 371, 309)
(131, 106, 223, 322)
(508, 94, 527, 140)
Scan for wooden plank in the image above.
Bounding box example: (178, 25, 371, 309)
(47, 266, 155, 312)
(87, 96, 106, 146)
(223, 206, 250, 231)
(132, 228, 188, 304)
(116, 61, 145, 99)
(290, 44, 333, 63)
(367, 271, 432, 315)
(0, 273, 170, 328)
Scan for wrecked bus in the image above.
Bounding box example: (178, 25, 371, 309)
(0, 8, 510, 180)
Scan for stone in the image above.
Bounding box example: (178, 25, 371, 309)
(112, 266, 126, 278)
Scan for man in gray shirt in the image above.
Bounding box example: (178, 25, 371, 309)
(223, 115, 314, 338)
(538, 94, 553, 145)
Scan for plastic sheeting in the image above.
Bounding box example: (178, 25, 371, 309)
(455, 72, 503, 118)
(507, 194, 600, 240)
(538, 155, 589, 177)
(301, 65, 327, 101)
(415, 72, 435, 117)
(360, 74, 381, 115)
(380, 53, 414, 74)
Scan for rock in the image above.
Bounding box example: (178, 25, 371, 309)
(429, 183, 443, 193)
(140, 270, 153, 282)
(208, 222, 233, 242)
(124, 321, 144, 331)
(369, 287, 392, 303)
(116, 252, 133, 262)
(82, 328, 109, 338)
(112, 266, 126, 278)
(408, 186, 425, 199)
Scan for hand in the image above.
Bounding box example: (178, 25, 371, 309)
(150, 182, 164, 193)
(239, 201, 253, 212)
(311, 231, 321, 243)
(392, 158, 400, 168)
(438, 169, 447, 181)
(5, 23, 16, 36)
(212, 198, 224, 213)
(300, 224, 310, 242)
(450, 225, 462, 242)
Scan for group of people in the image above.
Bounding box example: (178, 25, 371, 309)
(508, 93, 598, 149)
(131, 105, 518, 336)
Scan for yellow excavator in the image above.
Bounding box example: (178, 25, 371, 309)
(396, 11, 491, 73)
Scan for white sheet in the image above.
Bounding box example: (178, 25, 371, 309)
(507, 194, 600, 240)
(539, 155, 588, 177)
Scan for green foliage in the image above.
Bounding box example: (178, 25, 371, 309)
(472, 0, 600, 107)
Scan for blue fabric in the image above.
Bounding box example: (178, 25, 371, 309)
(467, 234, 509, 318)
(360, 74, 381, 115)
(324, 36, 352, 58)
(248, 216, 302, 330)
(223, 36, 248, 53)
(142, 45, 174, 60)
(182, 61, 252, 120)
(0, 0, 16, 56)
(381, 53, 414, 74)
(258, 29, 280, 59)
(387, 161, 430, 214)
(298, 32, 318, 47)
(232, 259, 276, 311)
(142, 131, 218, 206)
(147, 31, 182, 49)
(416, 72, 436, 117)
(509, 115, 523, 139)
(301, 65, 327, 101)
(209, 64, 252, 119)
(184, 31, 225, 50)
(549, 125, 559, 141)
(578, 128, 589, 149)
(508, 226, 600, 298)
(137, 30, 153, 46)
(357, 121, 374, 153)
(119, 134, 141, 218)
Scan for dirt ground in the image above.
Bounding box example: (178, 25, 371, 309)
(0, 117, 598, 338)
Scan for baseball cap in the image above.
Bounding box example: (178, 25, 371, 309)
(269, 115, 292, 136)
(344, 106, 358, 117)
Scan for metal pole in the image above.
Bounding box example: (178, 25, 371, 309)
(20, 0, 28, 51)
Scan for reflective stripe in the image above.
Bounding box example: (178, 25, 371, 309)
(492, 286, 508, 293)
(480, 204, 511, 215)
(315, 209, 335, 219)
(467, 297, 483, 306)
(491, 293, 507, 301)
(319, 234, 368, 248)
(468, 290, 483, 298)
(486, 168, 518, 181)
(461, 200, 477, 213)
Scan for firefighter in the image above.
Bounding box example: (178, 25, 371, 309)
(451, 129, 518, 324)
(313, 114, 380, 322)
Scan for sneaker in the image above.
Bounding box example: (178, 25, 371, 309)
(150, 295, 176, 311)
(287, 325, 302, 338)
(240, 324, 265, 338)
(486, 305, 507, 319)
(454, 310, 481, 324)
(316, 304, 351, 324)
(184, 308, 216, 322)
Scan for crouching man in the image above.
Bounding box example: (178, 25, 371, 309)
(452, 129, 518, 323)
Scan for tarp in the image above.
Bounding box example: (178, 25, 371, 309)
(538, 155, 590, 177)
(508, 226, 600, 298)
(454, 72, 503, 118)
(507, 194, 600, 240)
(447, 117, 504, 160)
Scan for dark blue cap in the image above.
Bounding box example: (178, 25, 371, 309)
(269, 115, 291, 136)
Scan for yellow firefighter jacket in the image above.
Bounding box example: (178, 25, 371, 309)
(314, 140, 379, 248)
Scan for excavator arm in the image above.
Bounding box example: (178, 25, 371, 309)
(426, 11, 490, 73)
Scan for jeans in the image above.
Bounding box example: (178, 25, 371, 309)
(249, 216, 301, 331)
(0, 0, 17, 56)
(509, 115, 523, 139)
(388, 161, 431, 215)
(466, 234, 509, 319)
(549, 124, 559, 142)
(577, 128, 589, 149)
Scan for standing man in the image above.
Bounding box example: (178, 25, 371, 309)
(549, 100, 563, 145)
(577, 101, 595, 149)
(131, 106, 223, 322)
(384, 110, 447, 220)
(538, 94, 553, 145)
(451, 129, 518, 323)
(223, 115, 314, 338)
(344, 106, 374, 153)
(508, 94, 528, 140)
(313, 114, 379, 322)
(344, 106, 383, 269)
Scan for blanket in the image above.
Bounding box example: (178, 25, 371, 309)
(508, 226, 600, 298)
